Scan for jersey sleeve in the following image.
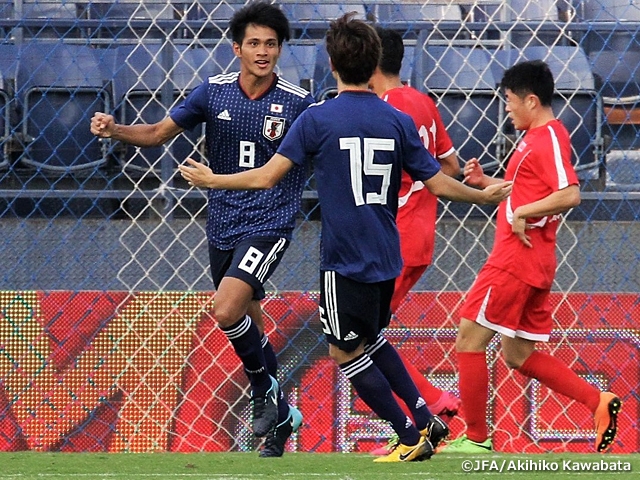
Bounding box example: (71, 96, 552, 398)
(399, 114, 441, 182)
(276, 108, 315, 166)
(169, 81, 209, 131)
(536, 125, 579, 191)
(428, 98, 455, 158)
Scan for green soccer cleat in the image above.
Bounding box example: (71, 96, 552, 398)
(438, 434, 493, 454)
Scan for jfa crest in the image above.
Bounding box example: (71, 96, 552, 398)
(263, 116, 285, 141)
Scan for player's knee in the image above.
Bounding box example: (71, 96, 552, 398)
(212, 301, 243, 328)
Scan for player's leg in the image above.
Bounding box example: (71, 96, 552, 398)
(320, 271, 432, 462)
(366, 334, 449, 450)
(209, 238, 289, 438)
(390, 264, 458, 412)
(250, 300, 302, 457)
(503, 288, 622, 453)
(440, 266, 518, 453)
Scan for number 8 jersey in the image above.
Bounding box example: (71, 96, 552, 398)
(170, 72, 314, 249)
(277, 90, 441, 283)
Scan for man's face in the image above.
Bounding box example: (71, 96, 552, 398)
(504, 88, 534, 131)
(234, 24, 281, 80)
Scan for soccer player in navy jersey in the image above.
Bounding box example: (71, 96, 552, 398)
(90, 1, 314, 457)
(180, 13, 511, 462)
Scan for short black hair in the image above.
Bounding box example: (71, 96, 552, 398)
(229, 1, 290, 46)
(326, 13, 381, 86)
(501, 60, 555, 106)
(375, 26, 404, 76)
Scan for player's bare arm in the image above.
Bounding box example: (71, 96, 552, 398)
(423, 170, 512, 205)
(439, 152, 462, 178)
(463, 157, 504, 188)
(90, 113, 183, 147)
(511, 184, 580, 247)
(179, 154, 294, 190)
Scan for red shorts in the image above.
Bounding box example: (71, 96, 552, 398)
(460, 265, 553, 342)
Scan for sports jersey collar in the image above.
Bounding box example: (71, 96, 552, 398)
(237, 72, 279, 101)
(337, 89, 378, 98)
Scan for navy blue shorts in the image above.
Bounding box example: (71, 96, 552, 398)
(318, 270, 394, 352)
(209, 237, 289, 300)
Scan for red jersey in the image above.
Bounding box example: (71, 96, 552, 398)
(383, 86, 455, 266)
(486, 119, 578, 289)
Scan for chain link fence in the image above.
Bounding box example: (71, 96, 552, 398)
(0, 0, 638, 453)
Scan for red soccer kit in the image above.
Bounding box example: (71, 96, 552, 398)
(382, 86, 455, 268)
(461, 119, 579, 339)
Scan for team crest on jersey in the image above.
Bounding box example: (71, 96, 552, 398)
(263, 116, 285, 141)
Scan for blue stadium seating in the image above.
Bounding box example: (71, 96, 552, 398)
(414, 44, 502, 171)
(16, 42, 111, 173)
(107, 43, 233, 174)
(280, 3, 366, 22)
(277, 43, 317, 93)
(575, 0, 640, 21)
(0, 43, 17, 170)
(589, 50, 640, 99)
(371, 3, 461, 23)
(589, 50, 640, 153)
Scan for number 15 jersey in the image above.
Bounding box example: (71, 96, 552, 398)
(277, 90, 441, 283)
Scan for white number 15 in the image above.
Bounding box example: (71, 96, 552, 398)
(339, 137, 394, 206)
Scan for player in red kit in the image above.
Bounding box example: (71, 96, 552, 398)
(440, 60, 622, 454)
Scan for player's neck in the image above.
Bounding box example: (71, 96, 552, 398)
(337, 78, 370, 94)
(238, 72, 276, 100)
(379, 75, 403, 95)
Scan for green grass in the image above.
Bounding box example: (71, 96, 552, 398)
(0, 452, 637, 480)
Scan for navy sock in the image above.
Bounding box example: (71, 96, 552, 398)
(366, 335, 432, 431)
(340, 352, 420, 446)
(261, 334, 289, 423)
(221, 315, 270, 395)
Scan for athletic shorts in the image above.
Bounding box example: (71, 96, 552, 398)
(319, 270, 395, 352)
(460, 264, 553, 342)
(208, 237, 289, 301)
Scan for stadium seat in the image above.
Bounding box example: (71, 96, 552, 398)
(16, 42, 111, 174)
(0, 0, 12, 19)
(589, 50, 640, 99)
(414, 43, 503, 171)
(371, 3, 462, 23)
(280, 3, 366, 22)
(507, 0, 558, 20)
(310, 40, 336, 101)
(76, 0, 174, 40)
(0, 43, 17, 170)
(604, 150, 640, 190)
(21, 1, 79, 39)
(277, 43, 317, 93)
(589, 50, 640, 152)
(575, 0, 640, 21)
(108, 43, 229, 175)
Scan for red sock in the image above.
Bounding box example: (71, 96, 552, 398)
(401, 352, 443, 406)
(518, 351, 600, 412)
(391, 353, 444, 418)
(458, 351, 489, 443)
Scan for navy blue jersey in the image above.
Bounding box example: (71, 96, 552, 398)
(171, 73, 314, 249)
(277, 90, 441, 283)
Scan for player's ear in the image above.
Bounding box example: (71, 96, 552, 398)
(233, 41, 242, 58)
